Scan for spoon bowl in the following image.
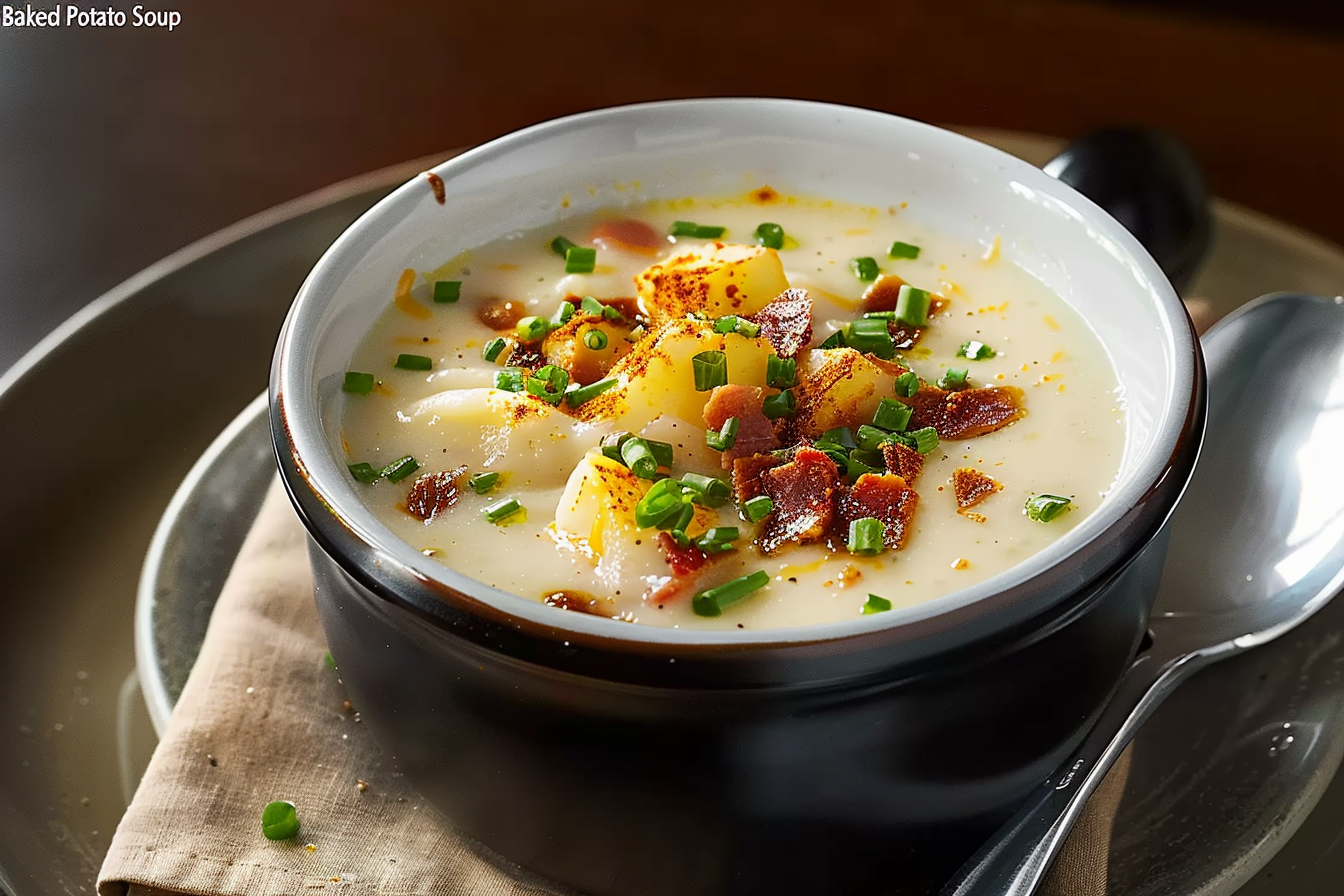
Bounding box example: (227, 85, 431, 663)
(945, 292, 1344, 895)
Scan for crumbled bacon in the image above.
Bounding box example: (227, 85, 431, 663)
(508, 343, 546, 371)
(657, 532, 711, 577)
(858, 277, 947, 350)
(953, 468, 1003, 509)
(882, 441, 925, 484)
(759, 447, 840, 553)
(405, 465, 467, 522)
(907, 385, 1025, 439)
(836, 473, 919, 551)
(731, 453, 784, 504)
(704, 384, 780, 468)
(747, 287, 813, 358)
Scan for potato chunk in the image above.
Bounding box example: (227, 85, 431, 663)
(542, 314, 632, 384)
(785, 348, 903, 439)
(635, 243, 790, 325)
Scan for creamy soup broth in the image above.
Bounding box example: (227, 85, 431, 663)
(338, 191, 1125, 630)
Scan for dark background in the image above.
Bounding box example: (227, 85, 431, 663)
(2, 0, 1341, 373)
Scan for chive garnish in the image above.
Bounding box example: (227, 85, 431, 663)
(846, 449, 883, 478)
(958, 340, 995, 360)
(707, 416, 740, 452)
(695, 526, 740, 554)
(692, 570, 769, 617)
(433, 280, 462, 303)
(1025, 494, 1073, 522)
(565, 246, 597, 274)
(850, 257, 880, 282)
(846, 318, 895, 360)
(736, 318, 760, 338)
(766, 355, 797, 389)
(525, 365, 569, 405)
(635, 477, 692, 529)
(564, 377, 617, 408)
(862, 310, 897, 320)
(713, 316, 738, 334)
(894, 371, 920, 398)
(938, 368, 969, 391)
(602, 304, 624, 322)
(468, 472, 500, 494)
(342, 371, 375, 394)
(862, 593, 893, 614)
(550, 236, 576, 257)
(908, 426, 939, 455)
(551, 301, 575, 327)
(680, 473, 731, 507)
(381, 455, 420, 483)
(482, 497, 524, 524)
(481, 337, 508, 364)
(516, 315, 549, 343)
(761, 389, 796, 420)
(742, 494, 774, 523)
(692, 350, 728, 391)
(583, 329, 608, 351)
(261, 800, 301, 841)
(669, 221, 725, 239)
(754, 222, 785, 250)
(895, 284, 932, 327)
(855, 424, 891, 452)
(819, 330, 848, 350)
(820, 426, 857, 451)
(847, 517, 885, 555)
(712, 315, 760, 338)
(888, 241, 921, 260)
(348, 462, 380, 484)
(620, 437, 661, 480)
(580, 295, 605, 316)
(394, 353, 432, 371)
(873, 397, 913, 432)
(494, 367, 527, 392)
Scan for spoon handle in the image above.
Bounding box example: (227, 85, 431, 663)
(940, 645, 1207, 896)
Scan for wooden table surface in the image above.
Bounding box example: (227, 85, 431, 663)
(2, 0, 1341, 372)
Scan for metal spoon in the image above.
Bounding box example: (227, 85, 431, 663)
(943, 292, 1344, 896)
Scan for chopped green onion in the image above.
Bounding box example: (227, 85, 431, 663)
(261, 800, 300, 840)
(394, 353, 432, 371)
(847, 517, 885, 555)
(564, 377, 617, 408)
(713, 316, 739, 334)
(342, 371, 375, 394)
(583, 329, 609, 350)
(894, 371, 920, 398)
(580, 295, 605, 316)
(692, 570, 769, 617)
(888, 241, 921, 260)
(482, 497, 524, 524)
(850, 257, 880, 282)
(754, 222, 785, 250)
(481, 337, 508, 364)
(855, 424, 892, 452)
(862, 310, 896, 320)
(620, 437, 661, 479)
(692, 350, 728, 391)
(602, 304, 625, 322)
(846, 318, 895, 360)
(695, 526, 740, 554)
(668, 528, 691, 548)
(381, 455, 420, 483)
(468, 472, 500, 494)
(565, 246, 597, 274)
(762, 389, 796, 419)
(635, 477, 692, 529)
(895, 284, 932, 327)
(707, 416, 740, 452)
(525, 365, 569, 405)
(819, 330, 848, 350)
(1025, 494, 1073, 522)
(551, 301, 575, 327)
(599, 431, 631, 463)
(494, 367, 527, 392)
(908, 426, 940, 455)
(846, 448, 883, 478)
(670, 221, 725, 239)
(958, 340, 995, 360)
(938, 368, 969, 391)
(323, 650, 336, 669)
(873, 397, 913, 432)
(819, 426, 857, 451)
(646, 439, 674, 469)
(433, 280, 462, 303)
(680, 473, 731, 506)
(550, 236, 577, 257)
(348, 462, 380, 484)
(742, 494, 775, 523)
(862, 593, 893, 614)
(516, 315, 549, 343)
(766, 354, 797, 389)
(736, 318, 761, 338)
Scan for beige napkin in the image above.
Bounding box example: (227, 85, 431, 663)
(97, 478, 1132, 896)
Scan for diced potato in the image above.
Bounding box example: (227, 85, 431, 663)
(570, 317, 776, 429)
(788, 348, 903, 438)
(635, 243, 790, 324)
(542, 314, 633, 384)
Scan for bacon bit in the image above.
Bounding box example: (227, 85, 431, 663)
(881, 442, 924, 484)
(890, 296, 947, 351)
(704, 384, 780, 468)
(750, 185, 780, 204)
(732, 453, 784, 504)
(748, 287, 813, 358)
(759, 447, 841, 553)
(837, 565, 862, 587)
(478, 298, 527, 330)
(589, 219, 663, 255)
(543, 590, 612, 615)
(509, 344, 546, 371)
(953, 467, 1003, 509)
(423, 171, 446, 205)
(657, 532, 710, 578)
(393, 268, 431, 320)
(836, 473, 919, 551)
(405, 466, 467, 522)
(907, 384, 1026, 439)
(861, 274, 908, 312)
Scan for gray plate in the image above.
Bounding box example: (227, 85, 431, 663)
(4, 131, 1344, 896)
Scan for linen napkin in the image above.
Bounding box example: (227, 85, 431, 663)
(97, 478, 1133, 896)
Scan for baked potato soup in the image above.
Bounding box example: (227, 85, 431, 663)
(336, 190, 1125, 629)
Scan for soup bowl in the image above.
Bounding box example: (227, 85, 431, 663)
(270, 99, 1203, 896)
